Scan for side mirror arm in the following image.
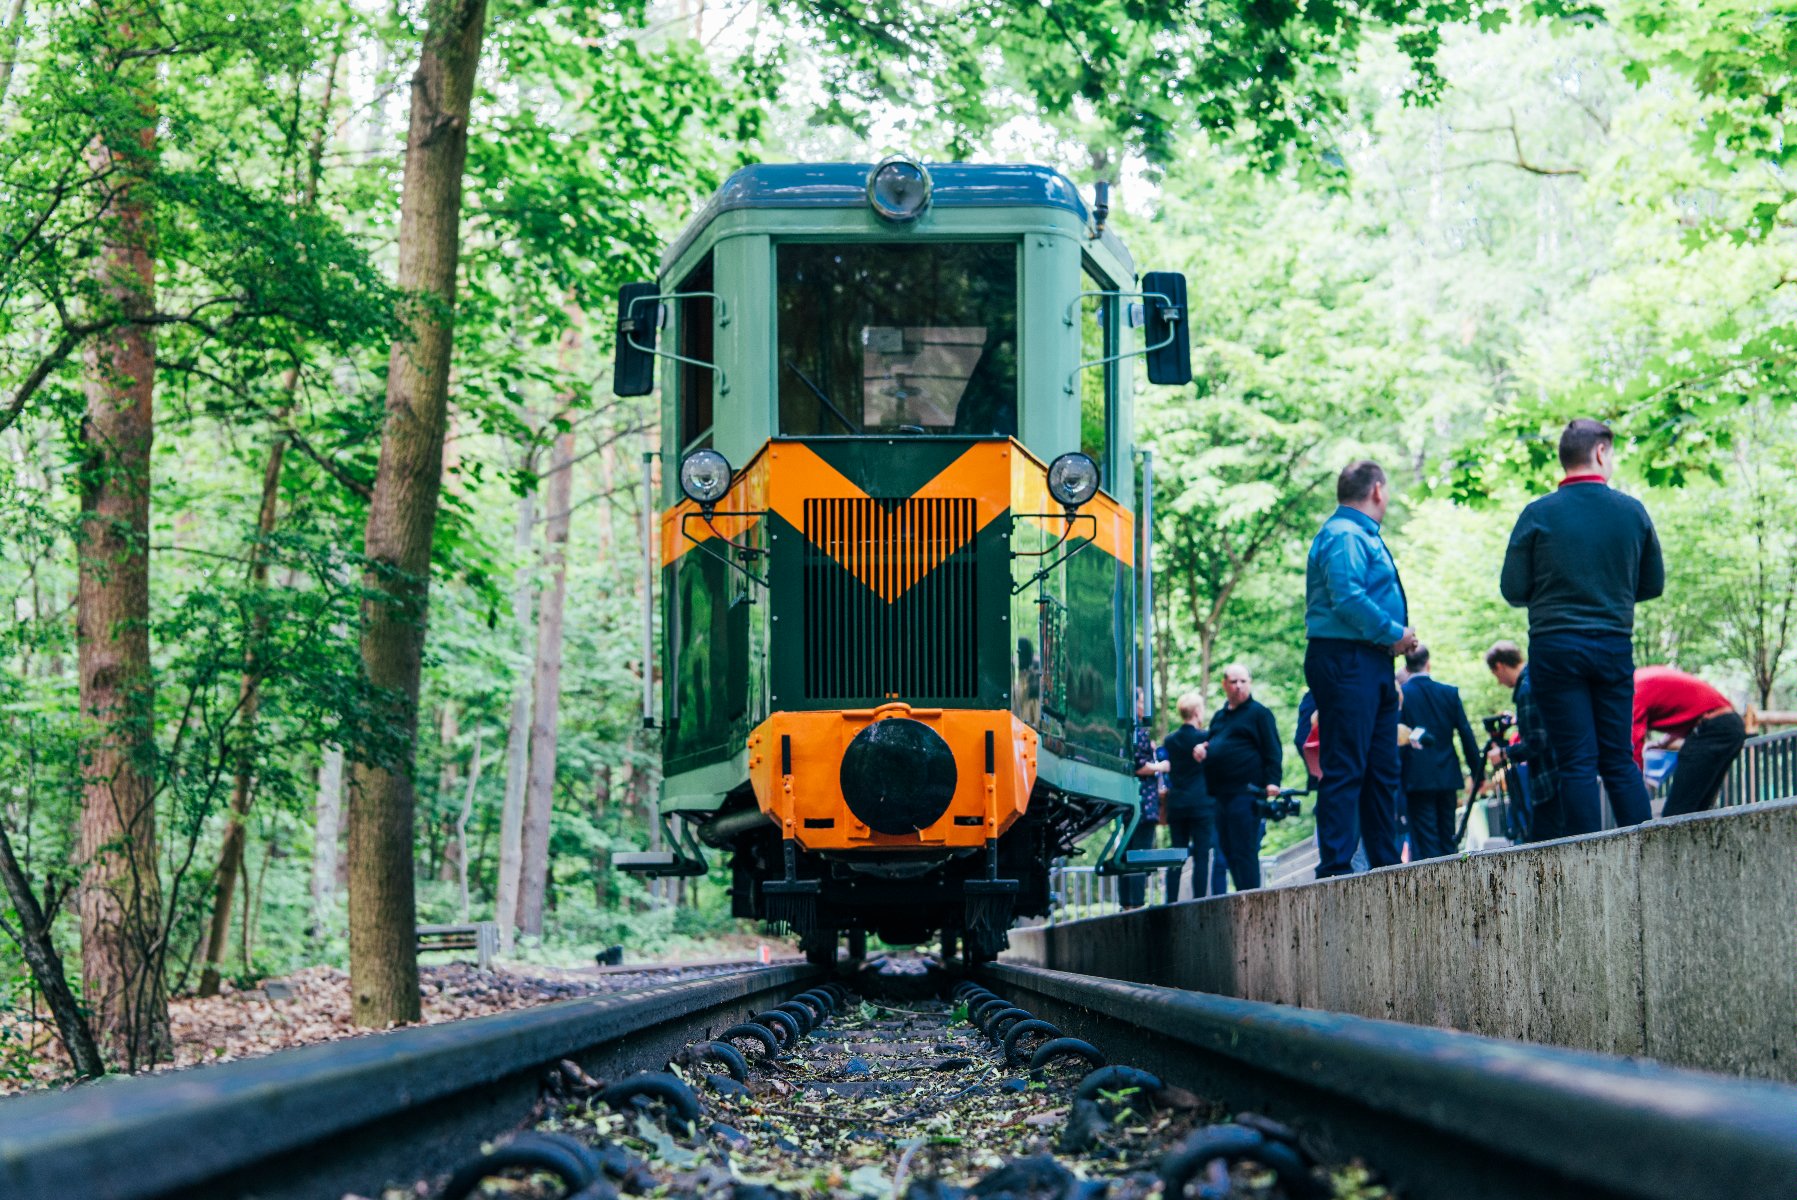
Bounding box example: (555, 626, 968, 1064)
(1063, 289, 1180, 395)
(623, 291, 731, 394)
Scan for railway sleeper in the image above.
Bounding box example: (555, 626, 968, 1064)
(424, 977, 1360, 1200)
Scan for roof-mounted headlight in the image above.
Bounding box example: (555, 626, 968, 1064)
(679, 448, 732, 508)
(866, 155, 932, 222)
(1047, 452, 1100, 510)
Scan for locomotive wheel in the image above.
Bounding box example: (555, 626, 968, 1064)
(801, 928, 839, 968)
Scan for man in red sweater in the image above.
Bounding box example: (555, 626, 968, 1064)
(1633, 666, 1747, 817)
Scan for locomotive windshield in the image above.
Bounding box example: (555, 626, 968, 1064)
(776, 242, 1018, 437)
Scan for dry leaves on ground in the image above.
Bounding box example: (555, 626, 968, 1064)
(1, 960, 747, 1094)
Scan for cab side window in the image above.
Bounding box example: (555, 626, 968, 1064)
(1078, 263, 1116, 487)
(678, 255, 715, 451)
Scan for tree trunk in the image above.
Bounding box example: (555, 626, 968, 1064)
(0, 818, 105, 1079)
(495, 487, 533, 951)
(437, 702, 460, 882)
(0, 0, 27, 111)
(590, 765, 610, 906)
(457, 728, 482, 922)
(311, 745, 343, 934)
(1153, 578, 1172, 724)
(197, 440, 282, 997)
(347, 0, 488, 1029)
(518, 408, 576, 936)
(77, 18, 168, 1066)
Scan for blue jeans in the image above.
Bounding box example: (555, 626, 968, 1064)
(1305, 638, 1403, 879)
(1527, 632, 1650, 833)
(1208, 791, 1263, 892)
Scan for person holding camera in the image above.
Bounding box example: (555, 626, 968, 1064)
(1202, 664, 1283, 893)
(1398, 646, 1484, 860)
(1161, 692, 1214, 902)
(1304, 460, 1414, 879)
(1500, 419, 1663, 834)
(1484, 640, 1563, 841)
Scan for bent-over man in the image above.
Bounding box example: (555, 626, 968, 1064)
(1633, 666, 1747, 817)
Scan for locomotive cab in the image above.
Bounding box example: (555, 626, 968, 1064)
(614, 159, 1190, 962)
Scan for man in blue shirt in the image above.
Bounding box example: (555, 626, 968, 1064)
(1304, 461, 1416, 879)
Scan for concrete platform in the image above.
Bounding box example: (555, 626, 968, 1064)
(1005, 799, 1797, 1082)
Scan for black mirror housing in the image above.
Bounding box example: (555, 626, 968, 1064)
(1142, 271, 1191, 386)
(613, 282, 659, 396)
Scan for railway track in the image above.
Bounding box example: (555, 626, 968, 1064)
(2, 959, 1793, 1200)
(0, 963, 815, 1200)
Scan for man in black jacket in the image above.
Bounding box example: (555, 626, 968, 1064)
(1399, 646, 1484, 859)
(1500, 419, 1664, 834)
(1204, 664, 1283, 893)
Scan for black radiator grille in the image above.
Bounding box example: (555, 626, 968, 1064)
(802, 497, 978, 700)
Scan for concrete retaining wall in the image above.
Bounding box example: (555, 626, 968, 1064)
(1005, 799, 1797, 1082)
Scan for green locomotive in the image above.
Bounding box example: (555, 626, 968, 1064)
(614, 157, 1190, 962)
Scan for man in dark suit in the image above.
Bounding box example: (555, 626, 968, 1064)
(1399, 646, 1484, 859)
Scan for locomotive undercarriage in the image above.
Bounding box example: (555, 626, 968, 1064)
(708, 780, 1122, 963)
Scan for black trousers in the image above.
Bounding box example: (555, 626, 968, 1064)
(1407, 788, 1460, 860)
(1118, 817, 1158, 907)
(1529, 631, 1652, 832)
(1209, 791, 1263, 893)
(1163, 808, 1216, 902)
(1662, 711, 1747, 817)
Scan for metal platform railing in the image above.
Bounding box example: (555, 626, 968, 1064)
(1028, 858, 1230, 925)
(1718, 727, 1797, 808)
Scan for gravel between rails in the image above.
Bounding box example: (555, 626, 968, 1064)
(414, 981, 1395, 1200)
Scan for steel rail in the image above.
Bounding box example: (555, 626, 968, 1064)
(0, 963, 817, 1200)
(982, 962, 1797, 1200)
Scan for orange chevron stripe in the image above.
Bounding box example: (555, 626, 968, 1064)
(659, 438, 1133, 577)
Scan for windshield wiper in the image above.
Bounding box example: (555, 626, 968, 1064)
(783, 360, 858, 434)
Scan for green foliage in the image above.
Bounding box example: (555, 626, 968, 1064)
(771, 0, 1596, 172)
(3, 0, 1794, 1064)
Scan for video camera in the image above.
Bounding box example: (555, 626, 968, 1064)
(1482, 713, 1515, 740)
(1256, 788, 1305, 822)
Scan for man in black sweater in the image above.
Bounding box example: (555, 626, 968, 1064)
(1500, 419, 1664, 834)
(1204, 664, 1283, 893)
(1399, 646, 1484, 859)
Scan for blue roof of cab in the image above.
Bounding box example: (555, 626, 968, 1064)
(662, 162, 1091, 273)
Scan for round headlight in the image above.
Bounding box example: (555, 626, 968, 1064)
(1047, 452, 1100, 510)
(866, 155, 932, 222)
(679, 448, 732, 506)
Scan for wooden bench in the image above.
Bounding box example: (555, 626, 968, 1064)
(416, 922, 499, 970)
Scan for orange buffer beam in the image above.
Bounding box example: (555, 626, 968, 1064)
(746, 704, 1040, 852)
